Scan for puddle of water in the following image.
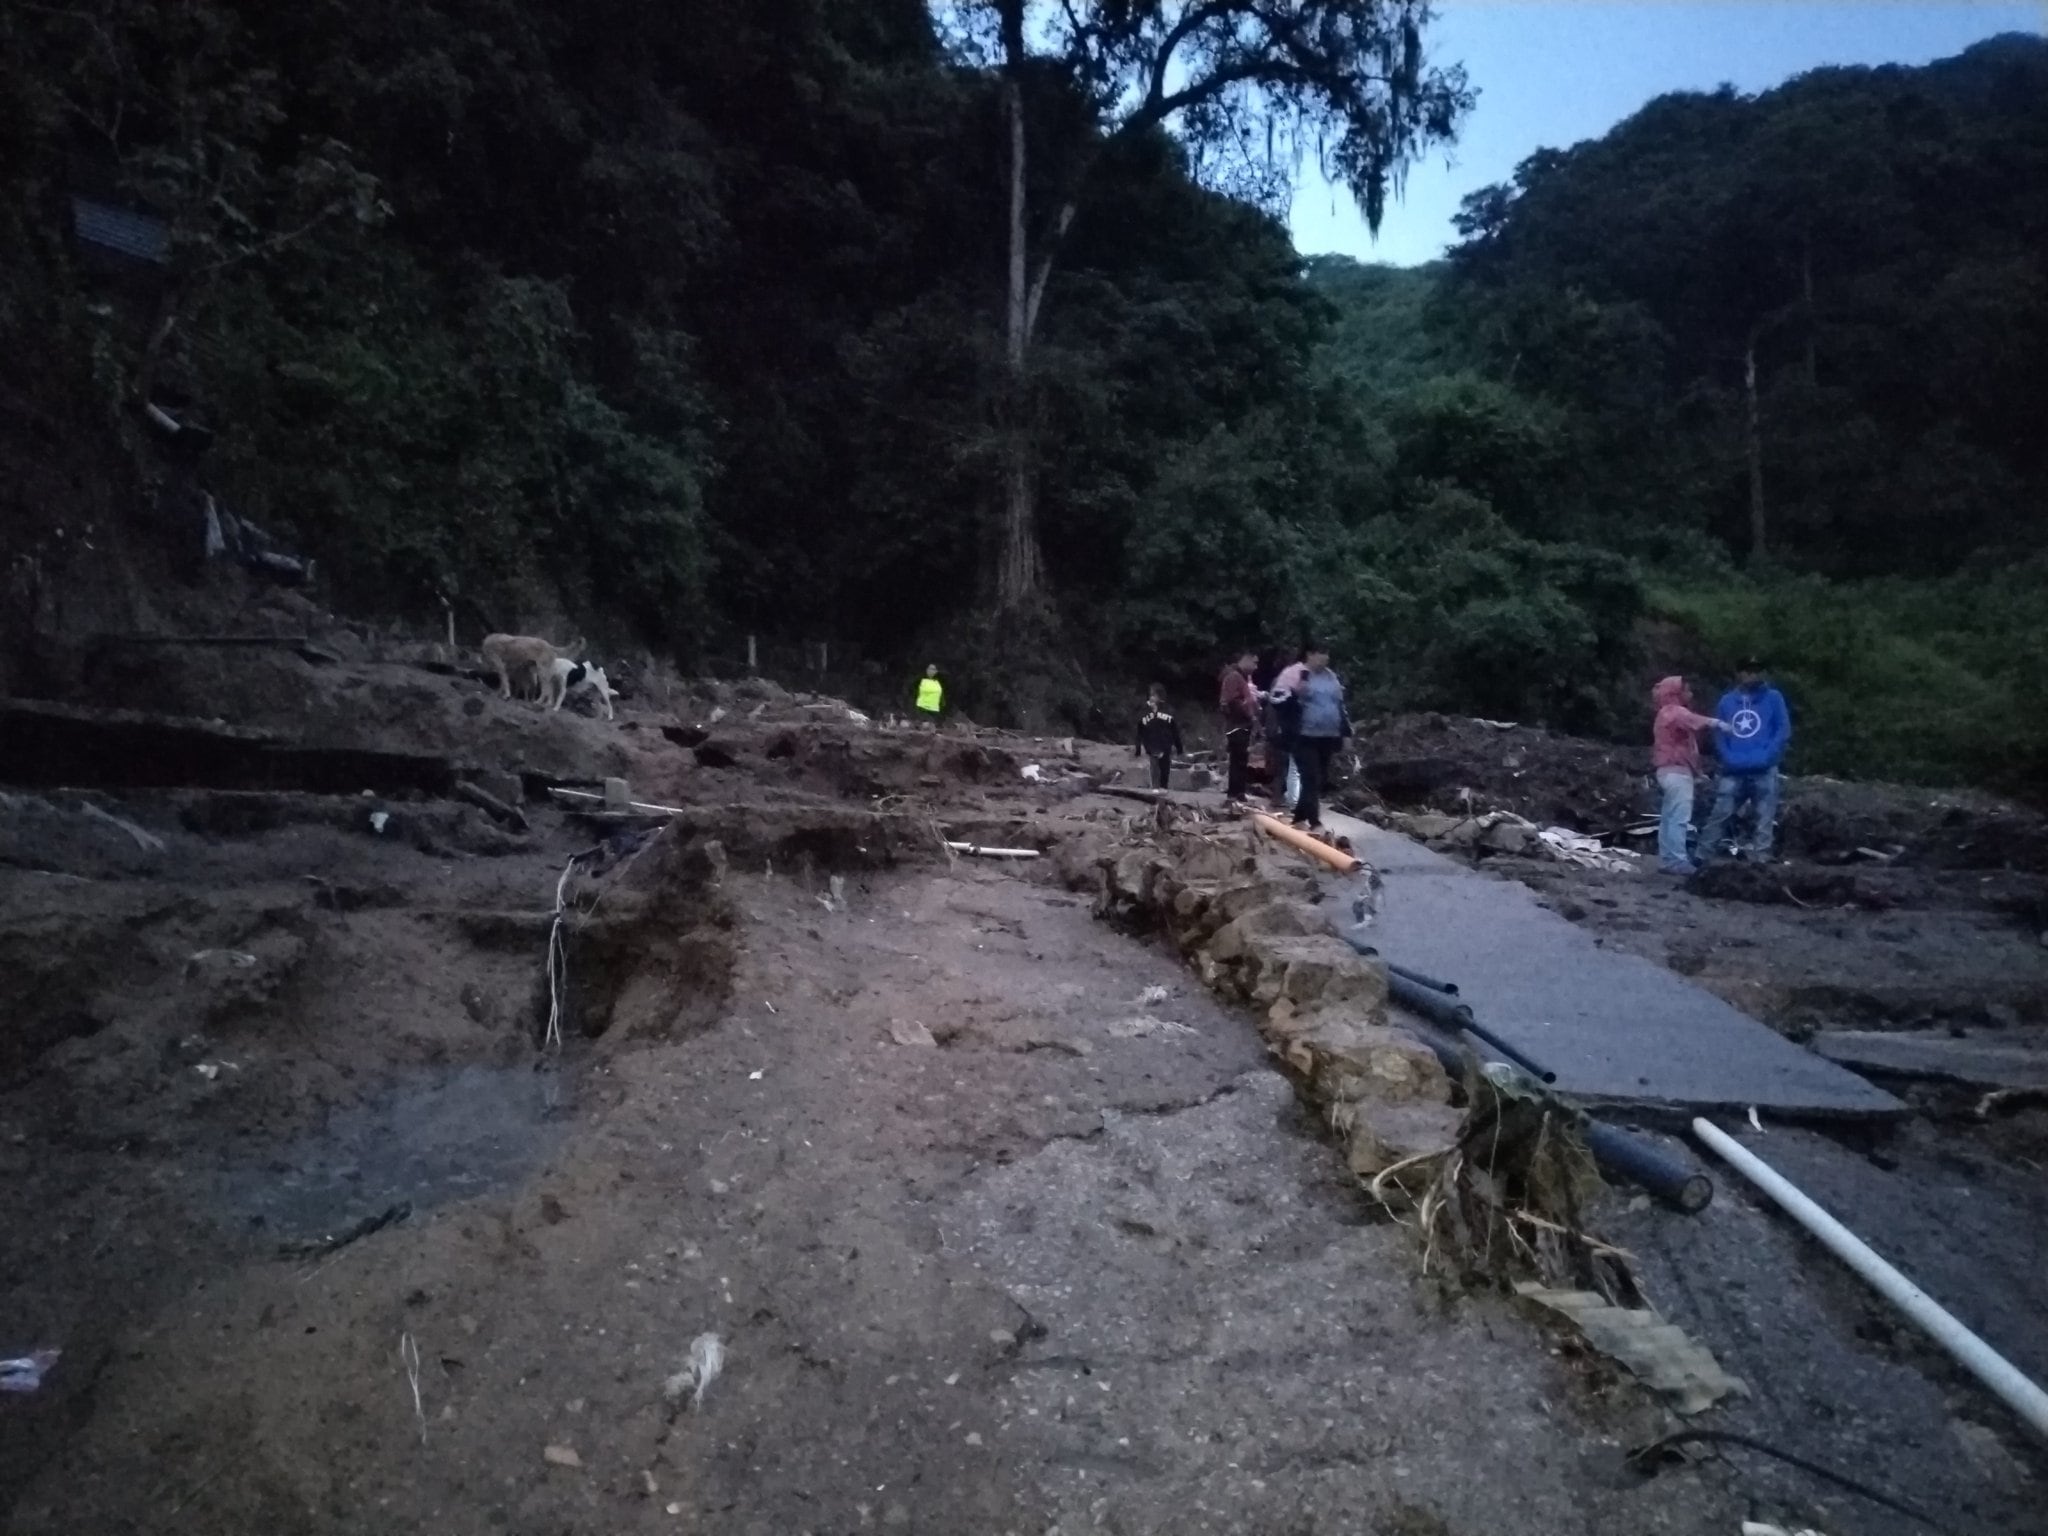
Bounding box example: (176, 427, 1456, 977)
(209, 1063, 568, 1242)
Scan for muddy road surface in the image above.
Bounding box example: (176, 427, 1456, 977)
(3, 642, 2045, 1534)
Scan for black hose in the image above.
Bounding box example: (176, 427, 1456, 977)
(1385, 961, 1459, 996)
(1343, 929, 1712, 1212)
(1585, 1120, 1712, 1213)
(1385, 971, 1557, 1084)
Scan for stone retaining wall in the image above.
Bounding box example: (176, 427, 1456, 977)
(1079, 826, 1459, 1182)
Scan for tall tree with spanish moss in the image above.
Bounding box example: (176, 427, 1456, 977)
(942, 1, 1472, 617)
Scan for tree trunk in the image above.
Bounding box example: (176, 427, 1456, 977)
(996, 74, 1044, 611)
(1744, 332, 1767, 566)
(1801, 239, 1817, 385)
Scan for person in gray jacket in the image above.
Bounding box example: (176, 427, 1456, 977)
(1288, 642, 1350, 831)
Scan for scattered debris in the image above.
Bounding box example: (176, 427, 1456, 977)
(944, 841, 1039, 859)
(368, 811, 390, 835)
(543, 1444, 583, 1469)
(1, 1349, 59, 1393)
(663, 1333, 726, 1413)
(888, 1019, 938, 1048)
(1138, 984, 1170, 1007)
(1518, 1285, 1749, 1413)
(818, 874, 848, 912)
(1020, 763, 1046, 783)
(1106, 1015, 1197, 1040)
(192, 1060, 240, 1081)
(1538, 826, 1637, 872)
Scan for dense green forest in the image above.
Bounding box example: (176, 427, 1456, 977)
(1309, 32, 2048, 788)
(0, 5, 2041, 788)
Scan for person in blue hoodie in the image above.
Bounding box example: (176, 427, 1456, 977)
(1700, 657, 1792, 861)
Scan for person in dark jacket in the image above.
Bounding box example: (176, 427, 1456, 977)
(1288, 643, 1350, 831)
(1217, 650, 1260, 803)
(1265, 651, 1308, 810)
(1133, 684, 1184, 789)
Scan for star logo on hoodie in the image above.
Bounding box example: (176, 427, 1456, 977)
(1730, 707, 1762, 740)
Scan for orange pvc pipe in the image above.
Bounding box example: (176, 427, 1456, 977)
(1252, 811, 1362, 874)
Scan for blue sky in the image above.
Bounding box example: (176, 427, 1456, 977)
(1291, 0, 2047, 266)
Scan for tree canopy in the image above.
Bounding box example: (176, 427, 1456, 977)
(0, 8, 2041, 787)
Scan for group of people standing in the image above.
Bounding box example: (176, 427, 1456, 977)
(1212, 644, 1349, 829)
(957, 645, 1787, 874)
(1651, 658, 1792, 875)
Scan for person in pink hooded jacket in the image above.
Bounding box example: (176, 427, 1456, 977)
(1651, 675, 1731, 875)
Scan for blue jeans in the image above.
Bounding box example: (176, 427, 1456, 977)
(1701, 767, 1780, 859)
(1656, 768, 1696, 872)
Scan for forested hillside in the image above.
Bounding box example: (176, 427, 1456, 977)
(0, 0, 1467, 702)
(1308, 32, 2048, 789)
(0, 5, 2041, 787)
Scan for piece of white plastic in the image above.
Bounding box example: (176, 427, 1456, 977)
(1, 1349, 59, 1393)
(664, 1333, 726, 1410)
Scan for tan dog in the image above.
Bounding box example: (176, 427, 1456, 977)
(481, 633, 557, 701)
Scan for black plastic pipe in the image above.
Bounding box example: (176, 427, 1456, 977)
(1384, 970, 1558, 1084)
(1386, 961, 1459, 997)
(1587, 1120, 1713, 1213)
(1342, 929, 1712, 1212)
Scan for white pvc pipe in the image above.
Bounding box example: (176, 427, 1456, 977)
(548, 786, 688, 816)
(1694, 1117, 2048, 1441)
(945, 842, 1040, 859)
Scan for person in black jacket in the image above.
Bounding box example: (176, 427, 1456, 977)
(1133, 684, 1184, 789)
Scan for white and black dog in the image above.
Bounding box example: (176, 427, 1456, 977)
(543, 656, 615, 719)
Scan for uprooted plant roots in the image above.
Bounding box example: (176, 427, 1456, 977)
(1369, 1057, 1639, 1304)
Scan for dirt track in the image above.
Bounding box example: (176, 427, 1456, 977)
(3, 639, 2046, 1534)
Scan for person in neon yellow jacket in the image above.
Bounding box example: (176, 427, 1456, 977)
(914, 664, 944, 725)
